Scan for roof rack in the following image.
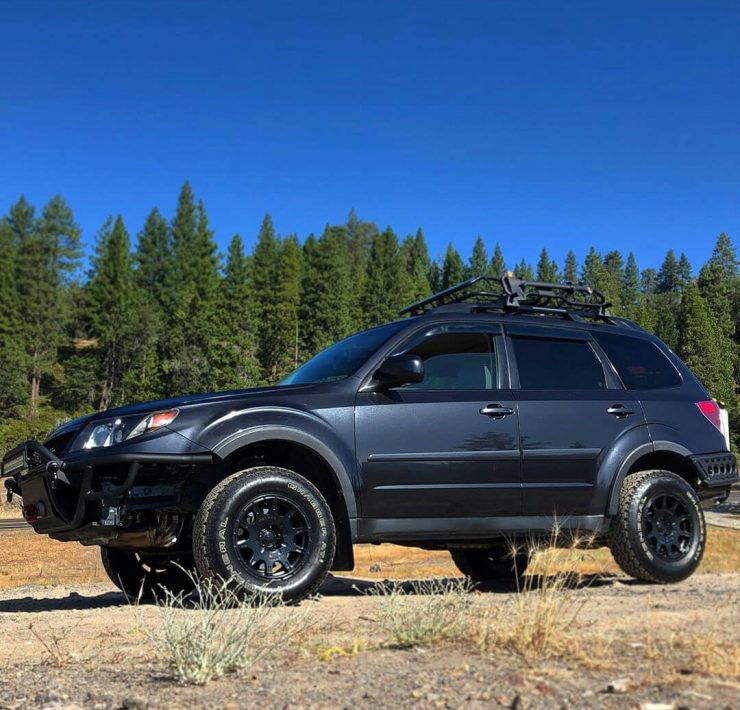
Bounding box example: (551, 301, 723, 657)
(399, 274, 614, 322)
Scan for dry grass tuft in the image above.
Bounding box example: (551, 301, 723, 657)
(142, 571, 315, 685)
(476, 533, 611, 664)
(368, 578, 472, 648)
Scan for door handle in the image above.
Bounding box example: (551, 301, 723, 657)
(607, 404, 635, 418)
(480, 404, 514, 418)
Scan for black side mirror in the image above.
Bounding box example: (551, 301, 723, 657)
(372, 354, 424, 389)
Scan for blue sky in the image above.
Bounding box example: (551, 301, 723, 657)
(1, 1, 739, 273)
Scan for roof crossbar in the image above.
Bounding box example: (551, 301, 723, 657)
(399, 274, 613, 320)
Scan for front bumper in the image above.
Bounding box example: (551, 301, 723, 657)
(1, 438, 213, 537)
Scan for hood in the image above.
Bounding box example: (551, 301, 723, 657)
(55, 382, 333, 430)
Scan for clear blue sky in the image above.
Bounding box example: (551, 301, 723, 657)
(1, 1, 739, 273)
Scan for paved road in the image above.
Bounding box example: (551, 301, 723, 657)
(706, 484, 740, 530)
(0, 519, 28, 531)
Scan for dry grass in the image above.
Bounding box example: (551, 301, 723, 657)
(143, 573, 316, 685)
(475, 535, 611, 664)
(0, 524, 738, 590)
(367, 578, 472, 648)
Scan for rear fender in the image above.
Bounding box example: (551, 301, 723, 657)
(600, 423, 696, 516)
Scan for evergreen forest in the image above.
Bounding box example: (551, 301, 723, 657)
(0, 182, 737, 449)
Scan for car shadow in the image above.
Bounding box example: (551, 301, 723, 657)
(0, 572, 645, 613)
(319, 571, 640, 597)
(0, 590, 126, 613)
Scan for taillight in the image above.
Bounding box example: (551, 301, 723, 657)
(696, 400, 722, 432)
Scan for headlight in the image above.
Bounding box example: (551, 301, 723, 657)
(72, 409, 179, 451)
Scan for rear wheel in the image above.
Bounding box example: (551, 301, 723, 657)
(101, 547, 197, 602)
(193, 466, 336, 603)
(609, 470, 705, 583)
(450, 545, 528, 584)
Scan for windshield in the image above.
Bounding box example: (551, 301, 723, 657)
(280, 321, 408, 385)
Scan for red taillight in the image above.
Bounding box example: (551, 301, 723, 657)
(696, 400, 722, 432)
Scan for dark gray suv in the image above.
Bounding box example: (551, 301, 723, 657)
(3, 276, 737, 602)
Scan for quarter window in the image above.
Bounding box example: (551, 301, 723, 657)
(592, 332, 682, 389)
(402, 332, 496, 390)
(512, 337, 606, 390)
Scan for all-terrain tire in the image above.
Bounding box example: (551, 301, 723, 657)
(193, 466, 336, 603)
(609, 469, 705, 584)
(450, 545, 528, 584)
(101, 547, 197, 602)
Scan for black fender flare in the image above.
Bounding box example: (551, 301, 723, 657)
(603, 434, 693, 516)
(211, 424, 359, 520)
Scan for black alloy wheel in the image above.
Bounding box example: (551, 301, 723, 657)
(234, 494, 311, 581)
(642, 493, 694, 561)
(609, 469, 705, 584)
(193, 466, 336, 603)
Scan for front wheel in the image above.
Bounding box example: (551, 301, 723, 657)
(193, 466, 336, 603)
(609, 470, 705, 584)
(101, 547, 197, 602)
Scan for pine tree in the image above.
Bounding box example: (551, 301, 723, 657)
(164, 183, 221, 394)
(345, 209, 376, 325)
(212, 234, 262, 389)
(602, 250, 625, 310)
(677, 283, 735, 406)
(640, 268, 658, 294)
(536, 248, 559, 282)
(0, 218, 25, 418)
(622, 252, 640, 319)
(697, 232, 739, 340)
(677, 253, 692, 292)
(657, 250, 680, 294)
(468, 236, 489, 278)
(131, 208, 172, 400)
(300, 226, 353, 358)
(514, 259, 534, 280)
(581, 247, 604, 287)
(440, 243, 465, 289)
(86, 216, 143, 409)
(563, 250, 578, 283)
(270, 235, 302, 379)
(490, 243, 506, 277)
(361, 228, 407, 326)
(14, 196, 81, 410)
(135, 208, 171, 308)
(402, 228, 431, 301)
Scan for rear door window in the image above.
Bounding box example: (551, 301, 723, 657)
(592, 332, 681, 389)
(511, 336, 607, 390)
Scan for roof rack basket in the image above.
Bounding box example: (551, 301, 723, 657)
(399, 274, 613, 322)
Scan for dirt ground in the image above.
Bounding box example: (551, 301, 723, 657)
(0, 528, 739, 709)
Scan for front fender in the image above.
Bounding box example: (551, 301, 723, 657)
(203, 407, 359, 519)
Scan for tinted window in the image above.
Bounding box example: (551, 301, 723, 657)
(280, 321, 408, 385)
(403, 332, 495, 390)
(512, 337, 606, 390)
(593, 332, 682, 389)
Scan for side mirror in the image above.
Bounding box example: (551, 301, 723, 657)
(372, 354, 424, 389)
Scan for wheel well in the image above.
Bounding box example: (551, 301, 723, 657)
(223, 439, 354, 571)
(627, 451, 698, 488)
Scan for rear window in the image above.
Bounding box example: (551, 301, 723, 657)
(593, 332, 682, 389)
(511, 337, 606, 390)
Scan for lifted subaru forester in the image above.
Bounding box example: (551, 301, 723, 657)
(3, 276, 737, 602)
